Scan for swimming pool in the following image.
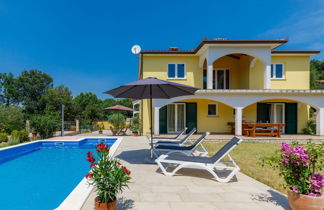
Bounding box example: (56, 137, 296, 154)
(0, 138, 117, 210)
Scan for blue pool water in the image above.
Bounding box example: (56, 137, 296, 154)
(0, 138, 116, 210)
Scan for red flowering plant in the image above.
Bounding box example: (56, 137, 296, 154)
(261, 140, 324, 196)
(85, 143, 131, 203)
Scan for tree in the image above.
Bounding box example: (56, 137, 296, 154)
(39, 85, 76, 120)
(310, 59, 324, 89)
(0, 105, 25, 133)
(16, 69, 53, 114)
(73, 92, 103, 125)
(0, 73, 20, 105)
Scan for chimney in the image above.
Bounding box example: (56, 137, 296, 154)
(169, 47, 179, 51)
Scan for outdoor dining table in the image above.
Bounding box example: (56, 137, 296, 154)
(242, 123, 286, 137)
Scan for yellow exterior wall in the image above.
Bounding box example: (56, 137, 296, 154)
(179, 99, 234, 133)
(238, 56, 251, 89)
(142, 55, 203, 88)
(141, 99, 152, 135)
(271, 56, 310, 90)
(249, 60, 264, 89)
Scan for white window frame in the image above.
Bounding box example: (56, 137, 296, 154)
(207, 103, 218, 117)
(167, 63, 186, 79)
(214, 69, 230, 89)
(167, 103, 186, 133)
(271, 63, 285, 79)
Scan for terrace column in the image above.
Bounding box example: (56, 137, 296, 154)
(207, 63, 213, 89)
(235, 107, 243, 136)
(316, 108, 324, 136)
(264, 62, 271, 89)
(154, 107, 160, 135)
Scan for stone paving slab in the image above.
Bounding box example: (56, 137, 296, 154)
(81, 136, 290, 210)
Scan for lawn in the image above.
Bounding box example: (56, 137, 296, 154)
(203, 142, 287, 193)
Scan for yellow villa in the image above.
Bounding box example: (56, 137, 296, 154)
(134, 38, 324, 137)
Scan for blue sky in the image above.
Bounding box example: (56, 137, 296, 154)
(0, 0, 323, 98)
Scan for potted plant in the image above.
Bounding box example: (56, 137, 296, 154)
(131, 115, 141, 136)
(85, 143, 131, 210)
(131, 125, 139, 136)
(98, 123, 104, 134)
(31, 129, 37, 137)
(70, 125, 77, 132)
(261, 141, 324, 210)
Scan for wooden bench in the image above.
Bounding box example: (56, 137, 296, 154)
(243, 123, 285, 138)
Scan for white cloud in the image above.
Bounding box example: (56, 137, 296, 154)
(259, 9, 324, 46)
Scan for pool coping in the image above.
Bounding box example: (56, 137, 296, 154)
(0, 136, 122, 210)
(55, 136, 122, 210)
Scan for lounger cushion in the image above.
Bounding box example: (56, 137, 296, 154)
(163, 153, 215, 164)
(155, 144, 194, 150)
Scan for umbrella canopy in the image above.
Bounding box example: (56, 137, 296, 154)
(105, 77, 198, 99)
(105, 77, 199, 160)
(104, 105, 133, 111)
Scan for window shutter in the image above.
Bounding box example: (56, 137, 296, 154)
(186, 103, 197, 134)
(159, 106, 167, 134)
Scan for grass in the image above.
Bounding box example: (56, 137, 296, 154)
(203, 142, 287, 193)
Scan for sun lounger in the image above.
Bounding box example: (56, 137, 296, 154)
(155, 136, 242, 183)
(153, 128, 196, 146)
(152, 127, 188, 142)
(153, 132, 209, 157)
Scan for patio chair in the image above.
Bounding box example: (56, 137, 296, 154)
(152, 127, 188, 142)
(118, 127, 128, 136)
(155, 136, 243, 183)
(153, 128, 196, 146)
(153, 132, 209, 157)
(110, 126, 118, 136)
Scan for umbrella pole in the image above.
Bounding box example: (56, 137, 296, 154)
(150, 85, 154, 159)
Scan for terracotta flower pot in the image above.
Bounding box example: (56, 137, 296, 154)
(288, 189, 324, 210)
(95, 198, 116, 210)
(99, 130, 103, 134)
(32, 132, 37, 137)
(133, 132, 139, 136)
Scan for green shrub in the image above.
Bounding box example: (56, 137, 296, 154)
(0, 133, 8, 143)
(31, 114, 60, 139)
(108, 113, 126, 129)
(7, 135, 20, 146)
(303, 120, 316, 135)
(81, 129, 92, 133)
(11, 130, 29, 142)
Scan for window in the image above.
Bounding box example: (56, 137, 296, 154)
(202, 69, 229, 89)
(208, 104, 217, 116)
(271, 64, 284, 79)
(168, 64, 186, 79)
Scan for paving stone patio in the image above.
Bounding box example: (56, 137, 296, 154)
(81, 135, 290, 210)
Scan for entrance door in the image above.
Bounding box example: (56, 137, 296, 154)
(167, 103, 185, 133)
